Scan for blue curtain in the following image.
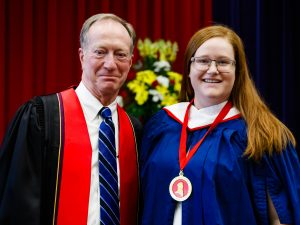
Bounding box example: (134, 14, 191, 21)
(213, 0, 300, 147)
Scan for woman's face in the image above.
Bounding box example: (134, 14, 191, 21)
(189, 37, 236, 109)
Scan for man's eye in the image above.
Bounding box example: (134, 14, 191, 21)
(94, 50, 106, 57)
(116, 53, 128, 59)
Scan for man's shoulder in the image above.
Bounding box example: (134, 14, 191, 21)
(128, 114, 143, 133)
(32, 86, 76, 108)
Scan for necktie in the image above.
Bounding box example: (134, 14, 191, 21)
(98, 107, 120, 225)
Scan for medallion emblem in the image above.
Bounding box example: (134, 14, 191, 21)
(169, 173, 192, 201)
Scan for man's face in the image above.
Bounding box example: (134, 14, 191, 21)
(79, 19, 132, 104)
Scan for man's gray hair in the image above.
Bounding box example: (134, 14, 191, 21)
(80, 13, 136, 54)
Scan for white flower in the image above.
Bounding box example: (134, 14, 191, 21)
(149, 89, 163, 102)
(157, 75, 169, 87)
(153, 60, 171, 72)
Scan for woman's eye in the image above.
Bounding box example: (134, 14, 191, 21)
(218, 60, 230, 66)
(197, 59, 210, 64)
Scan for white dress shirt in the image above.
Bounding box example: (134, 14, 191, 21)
(75, 82, 120, 225)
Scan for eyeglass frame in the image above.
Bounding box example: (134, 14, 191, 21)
(190, 56, 236, 72)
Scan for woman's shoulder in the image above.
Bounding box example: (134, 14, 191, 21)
(144, 108, 174, 130)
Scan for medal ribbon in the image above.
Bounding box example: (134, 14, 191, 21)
(179, 100, 232, 171)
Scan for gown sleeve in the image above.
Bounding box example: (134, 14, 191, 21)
(0, 99, 44, 225)
(139, 110, 171, 222)
(139, 110, 169, 167)
(250, 144, 300, 224)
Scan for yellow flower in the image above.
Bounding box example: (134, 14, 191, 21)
(161, 93, 178, 106)
(135, 89, 149, 105)
(156, 85, 169, 96)
(167, 71, 182, 81)
(136, 70, 157, 85)
(127, 79, 141, 92)
(157, 40, 178, 62)
(137, 38, 179, 63)
(167, 71, 182, 91)
(127, 80, 149, 105)
(137, 39, 159, 59)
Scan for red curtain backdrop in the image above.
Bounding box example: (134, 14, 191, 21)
(0, 0, 212, 141)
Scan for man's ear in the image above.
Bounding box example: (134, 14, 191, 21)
(78, 48, 84, 63)
(129, 54, 134, 67)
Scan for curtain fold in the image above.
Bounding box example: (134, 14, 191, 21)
(213, 0, 300, 146)
(0, 0, 5, 136)
(0, 0, 212, 141)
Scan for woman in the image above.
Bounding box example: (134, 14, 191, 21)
(140, 25, 300, 225)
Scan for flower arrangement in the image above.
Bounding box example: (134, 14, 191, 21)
(122, 38, 182, 123)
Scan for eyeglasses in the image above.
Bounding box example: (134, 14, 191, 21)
(191, 57, 236, 73)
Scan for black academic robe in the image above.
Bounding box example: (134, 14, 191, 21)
(0, 92, 142, 225)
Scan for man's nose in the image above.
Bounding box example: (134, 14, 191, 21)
(103, 53, 117, 68)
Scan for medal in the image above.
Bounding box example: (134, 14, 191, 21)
(169, 171, 192, 202)
(169, 100, 232, 202)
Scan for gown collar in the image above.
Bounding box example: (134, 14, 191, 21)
(163, 101, 241, 130)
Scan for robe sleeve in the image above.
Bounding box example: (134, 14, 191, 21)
(0, 99, 44, 225)
(138, 110, 169, 223)
(128, 114, 143, 152)
(139, 110, 168, 167)
(250, 144, 300, 224)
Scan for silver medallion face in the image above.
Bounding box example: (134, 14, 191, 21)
(169, 175, 192, 201)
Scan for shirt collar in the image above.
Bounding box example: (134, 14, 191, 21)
(75, 82, 117, 120)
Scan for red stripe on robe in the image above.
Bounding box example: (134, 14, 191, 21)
(118, 105, 139, 225)
(55, 88, 139, 225)
(56, 88, 92, 224)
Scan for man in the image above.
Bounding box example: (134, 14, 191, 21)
(0, 13, 142, 225)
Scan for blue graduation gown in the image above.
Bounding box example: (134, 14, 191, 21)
(139, 105, 300, 225)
